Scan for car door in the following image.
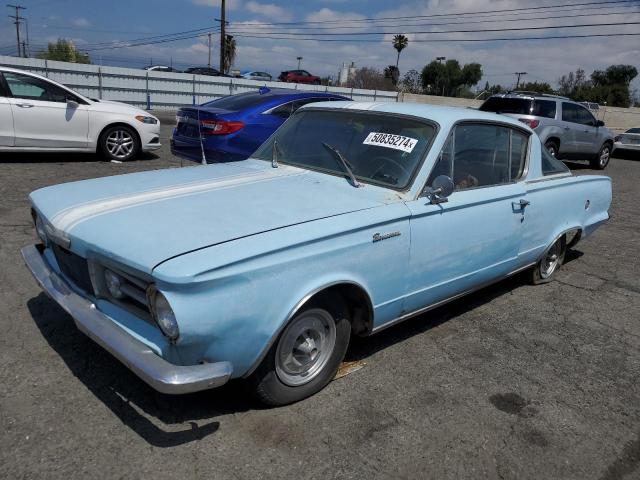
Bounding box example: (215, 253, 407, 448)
(0, 74, 14, 146)
(560, 102, 581, 155)
(4, 71, 89, 148)
(574, 104, 600, 155)
(403, 122, 530, 314)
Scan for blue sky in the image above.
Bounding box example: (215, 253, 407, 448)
(2, 0, 639, 92)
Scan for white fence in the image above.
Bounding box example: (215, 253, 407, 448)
(0, 55, 398, 110)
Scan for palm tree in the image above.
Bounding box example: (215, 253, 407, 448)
(223, 35, 236, 74)
(392, 34, 409, 69)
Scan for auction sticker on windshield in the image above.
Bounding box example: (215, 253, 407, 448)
(363, 132, 418, 153)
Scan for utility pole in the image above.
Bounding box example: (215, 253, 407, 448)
(514, 71, 527, 89)
(218, 0, 226, 73)
(7, 4, 26, 57)
(297, 56, 302, 69)
(207, 32, 212, 67)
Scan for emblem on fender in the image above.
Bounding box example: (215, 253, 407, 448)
(372, 231, 401, 243)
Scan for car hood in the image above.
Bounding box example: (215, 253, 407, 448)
(30, 160, 386, 274)
(90, 99, 155, 118)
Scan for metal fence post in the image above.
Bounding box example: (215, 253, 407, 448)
(98, 67, 103, 100)
(192, 75, 196, 105)
(229, 78, 233, 95)
(145, 72, 151, 110)
(373, 90, 377, 101)
(44, 59, 49, 78)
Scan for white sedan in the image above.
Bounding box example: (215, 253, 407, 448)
(0, 67, 161, 161)
(613, 127, 640, 154)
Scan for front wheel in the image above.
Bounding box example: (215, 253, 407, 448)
(99, 125, 140, 161)
(247, 295, 351, 406)
(590, 142, 612, 170)
(545, 140, 559, 158)
(529, 235, 566, 285)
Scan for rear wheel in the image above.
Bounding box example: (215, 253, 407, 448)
(248, 294, 351, 406)
(99, 125, 140, 161)
(545, 140, 559, 158)
(529, 235, 566, 284)
(590, 142, 612, 170)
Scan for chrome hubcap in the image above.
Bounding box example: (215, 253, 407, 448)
(548, 145, 556, 157)
(275, 309, 336, 386)
(600, 147, 610, 167)
(106, 130, 134, 158)
(540, 241, 561, 279)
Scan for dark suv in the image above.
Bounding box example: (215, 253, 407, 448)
(480, 92, 615, 169)
(278, 70, 321, 85)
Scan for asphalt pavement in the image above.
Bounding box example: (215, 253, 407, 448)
(1, 119, 639, 480)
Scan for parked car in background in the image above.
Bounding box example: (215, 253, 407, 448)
(184, 67, 226, 77)
(278, 70, 321, 85)
(171, 87, 349, 163)
(241, 71, 272, 82)
(480, 92, 615, 169)
(613, 127, 640, 154)
(0, 66, 161, 161)
(23, 102, 611, 406)
(143, 65, 181, 73)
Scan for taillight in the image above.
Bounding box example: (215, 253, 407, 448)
(518, 118, 540, 129)
(200, 119, 244, 135)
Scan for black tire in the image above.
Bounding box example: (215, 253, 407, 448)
(590, 142, 612, 170)
(98, 125, 140, 161)
(528, 235, 566, 285)
(247, 293, 351, 406)
(544, 140, 559, 158)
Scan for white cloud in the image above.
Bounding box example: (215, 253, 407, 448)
(245, 1, 292, 21)
(71, 18, 91, 28)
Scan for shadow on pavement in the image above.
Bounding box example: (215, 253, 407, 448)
(27, 293, 251, 448)
(0, 151, 159, 164)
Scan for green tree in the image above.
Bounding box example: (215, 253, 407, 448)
(558, 65, 638, 107)
(36, 38, 90, 63)
(384, 65, 400, 86)
(421, 59, 482, 97)
(401, 69, 422, 94)
(392, 34, 409, 69)
(518, 81, 555, 94)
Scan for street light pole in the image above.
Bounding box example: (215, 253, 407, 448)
(297, 56, 303, 69)
(219, 0, 225, 73)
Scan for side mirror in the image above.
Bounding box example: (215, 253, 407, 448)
(424, 175, 454, 204)
(66, 97, 79, 108)
(596, 120, 605, 127)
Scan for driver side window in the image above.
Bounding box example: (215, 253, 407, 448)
(4, 72, 69, 103)
(426, 123, 529, 192)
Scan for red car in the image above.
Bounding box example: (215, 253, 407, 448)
(278, 69, 321, 85)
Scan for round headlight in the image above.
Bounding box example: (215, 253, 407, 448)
(34, 215, 48, 246)
(150, 290, 179, 341)
(104, 269, 125, 299)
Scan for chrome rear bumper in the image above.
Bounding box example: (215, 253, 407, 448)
(21, 245, 232, 394)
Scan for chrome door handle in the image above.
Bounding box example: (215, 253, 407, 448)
(16, 103, 34, 108)
(512, 199, 530, 210)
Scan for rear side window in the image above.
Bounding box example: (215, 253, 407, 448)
(479, 97, 532, 115)
(541, 147, 570, 176)
(627, 128, 640, 134)
(532, 100, 556, 119)
(562, 102, 578, 123)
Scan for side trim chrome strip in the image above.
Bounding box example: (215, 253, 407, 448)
(371, 262, 536, 334)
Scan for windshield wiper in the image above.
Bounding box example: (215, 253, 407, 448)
(271, 140, 279, 168)
(322, 142, 362, 188)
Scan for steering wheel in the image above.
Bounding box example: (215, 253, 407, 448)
(370, 156, 409, 184)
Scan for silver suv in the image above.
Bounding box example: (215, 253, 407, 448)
(480, 92, 615, 169)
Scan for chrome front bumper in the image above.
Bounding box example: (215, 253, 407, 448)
(21, 245, 232, 394)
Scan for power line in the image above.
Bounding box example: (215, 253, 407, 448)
(227, 31, 640, 43)
(234, 4, 640, 30)
(230, 0, 639, 26)
(228, 20, 640, 37)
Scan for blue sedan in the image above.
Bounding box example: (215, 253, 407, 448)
(170, 88, 349, 163)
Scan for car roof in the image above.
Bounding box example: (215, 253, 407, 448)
(244, 88, 345, 99)
(301, 101, 533, 132)
(489, 92, 570, 102)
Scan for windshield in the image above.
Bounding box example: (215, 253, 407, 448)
(627, 128, 640, 134)
(253, 109, 436, 189)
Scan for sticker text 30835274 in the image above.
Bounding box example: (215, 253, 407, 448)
(363, 132, 418, 153)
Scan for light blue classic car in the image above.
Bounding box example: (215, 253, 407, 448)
(22, 102, 612, 405)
